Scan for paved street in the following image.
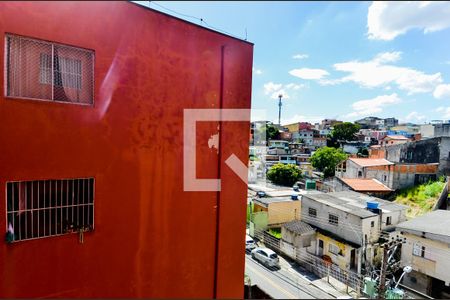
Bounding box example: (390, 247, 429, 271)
(245, 252, 342, 299)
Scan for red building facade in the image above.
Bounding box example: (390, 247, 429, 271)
(0, 2, 253, 298)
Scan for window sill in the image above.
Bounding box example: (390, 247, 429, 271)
(4, 95, 94, 107)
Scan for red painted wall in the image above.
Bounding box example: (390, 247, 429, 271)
(0, 1, 253, 298)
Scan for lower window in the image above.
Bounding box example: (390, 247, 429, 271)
(6, 178, 94, 242)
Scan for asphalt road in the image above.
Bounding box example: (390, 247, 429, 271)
(245, 253, 336, 299)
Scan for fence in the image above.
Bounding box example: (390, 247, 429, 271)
(252, 228, 364, 295)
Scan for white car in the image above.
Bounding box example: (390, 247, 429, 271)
(251, 247, 280, 268)
(245, 235, 256, 251)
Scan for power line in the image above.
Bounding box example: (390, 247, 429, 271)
(148, 1, 246, 41)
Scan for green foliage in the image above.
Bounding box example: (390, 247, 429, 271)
(394, 180, 446, 219)
(254, 123, 279, 141)
(267, 163, 302, 186)
(266, 124, 280, 140)
(247, 202, 253, 223)
(358, 148, 369, 157)
(268, 228, 281, 239)
(331, 122, 361, 141)
(310, 147, 347, 178)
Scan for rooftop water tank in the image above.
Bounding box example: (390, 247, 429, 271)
(367, 201, 379, 210)
(291, 193, 299, 200)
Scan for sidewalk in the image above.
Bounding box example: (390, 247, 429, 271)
(284, 261, 351, 298)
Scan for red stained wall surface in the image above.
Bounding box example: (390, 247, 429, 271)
(0, 1, 253, 298)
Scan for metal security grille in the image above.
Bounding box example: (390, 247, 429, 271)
(5, 34, 94, 104)
(6, 178, 94, 242)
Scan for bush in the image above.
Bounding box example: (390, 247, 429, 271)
(267, 163, 302, 187)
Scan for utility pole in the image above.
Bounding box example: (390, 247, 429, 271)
(278, 94, 283, 126)
(378, 245, 388, 300)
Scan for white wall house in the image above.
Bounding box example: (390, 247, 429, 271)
(397, 210, 450, 298)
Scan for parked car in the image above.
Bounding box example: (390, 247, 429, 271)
(245, 235, 256, 251)
(251, 247, 279, 268)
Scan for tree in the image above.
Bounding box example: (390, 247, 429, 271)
(265, 124, 280, 140)
(267, 163, 302, 187)
(310, 147, 347, 178)
(254, 123, 279, 142)
(330, 122, 361, 142)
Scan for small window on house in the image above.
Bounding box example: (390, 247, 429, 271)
(371, 221, 375, 227)
(6, 178, 94, 242)
(358, 170, 362, 177)
(383, 175, 387, 182)
(329, 243, 341, 255)
(308, 208, 317, 218)
(5, 34, 94, 104)
(386, 216, 392, 226)
(329, 214, 339, 226)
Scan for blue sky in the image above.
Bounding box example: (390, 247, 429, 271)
(135, 1, 450, 125)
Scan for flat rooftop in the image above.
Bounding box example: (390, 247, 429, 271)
(302, 191, 407, 219)
(396, 210, 450, 244)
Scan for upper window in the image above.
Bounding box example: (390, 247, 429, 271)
(386, 216, 392, 226)
(5, 34, 94, 104)
(329, 243, 341, 255)
(329, 214, 339, 226)
(6, 178, 94, 243)
(308, 207, 317, 218)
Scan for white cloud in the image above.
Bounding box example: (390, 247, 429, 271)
(285, 83, 303, 90)
(279, 114, 324, 125)
(253, 67, 263, 75)
(404, 111, 426, 122)
(289, 68, 329, 80)
(368, 1, 450, 41)
(346, 93, 402, 118)
(264, 82, 282, 95)
(292, 53, 309, 60)
(434, 84, 450, 99)
(435, 106, 450, 118)
(263, 82, 306, 100)
(322, 51, 442, 95)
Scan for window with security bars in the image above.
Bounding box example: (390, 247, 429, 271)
(6, 178, 94, 242)
(328, 214, 339, 226)
(5, 34, 94, 104)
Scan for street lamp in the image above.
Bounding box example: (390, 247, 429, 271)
(278, 94, 283, 126)
(394, 265, 412, 289)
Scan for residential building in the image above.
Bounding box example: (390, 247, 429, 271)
(268, 139, 290, 149)
(280, 220, 316, 258)
(319, 128, 332, 137)
(355, 116, 382, 129)
(284, 122, 312, 133)
(335, 157, 439, 190)
(249, 191, 301, 236)
(293, 129, 314, 145)
(301, 191, 407, 273)
(419, 122, 450, 139)
(382, 136, 450, 175)
(397, 210, 450, 298)
(419, 124, 436, 139)
(355, 117, 398, 130)
(390, 124, 420, 135)
(321, 119, 342, 128)
(370, 130, 388, 142)
(384, 117, 399, 128)
(312, 137, 327, 148)
(0, 2, 252, 298)
(380, 135, 410, 146)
